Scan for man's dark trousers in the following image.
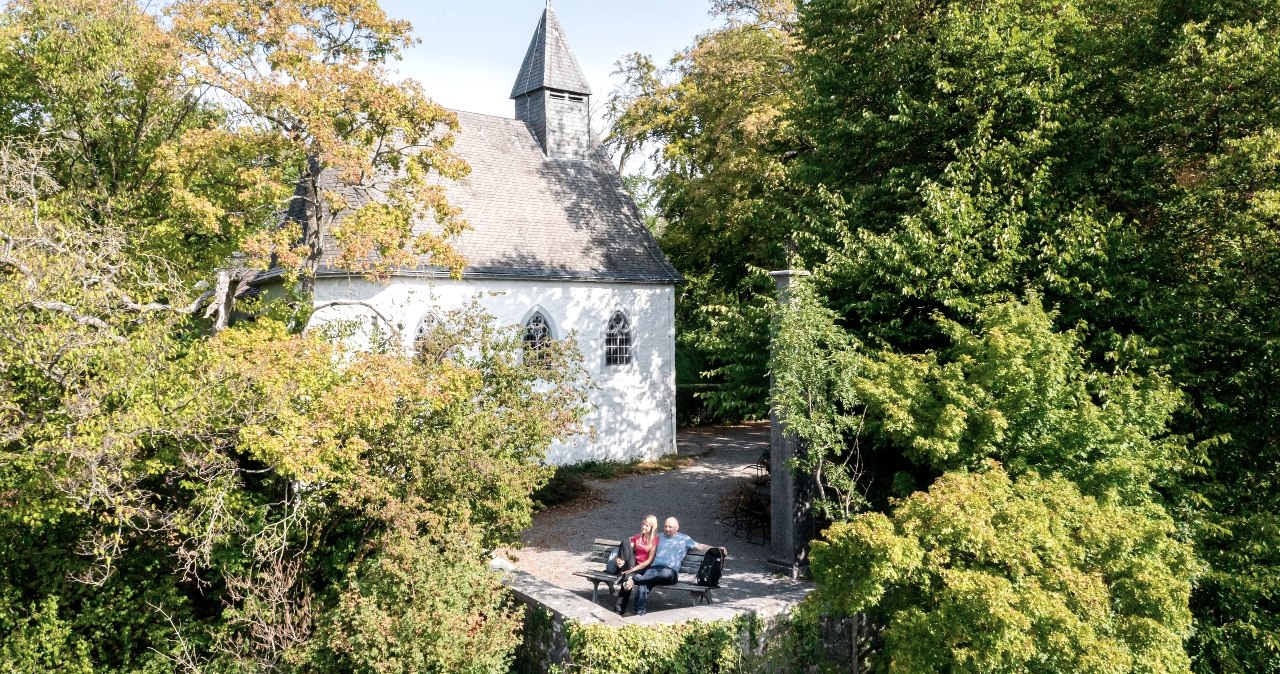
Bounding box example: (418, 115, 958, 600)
(617, 566, 676, 615)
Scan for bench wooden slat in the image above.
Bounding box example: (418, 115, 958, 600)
(586, 539, 621, 564)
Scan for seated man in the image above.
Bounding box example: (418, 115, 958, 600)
(615, 516, 727, 616)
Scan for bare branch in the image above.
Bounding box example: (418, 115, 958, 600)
(150, 602, 210, 674)
(28, 300, 126, 342)
(309, 299, 399, 333)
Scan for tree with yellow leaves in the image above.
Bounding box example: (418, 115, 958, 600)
(0, 1, 585, 672)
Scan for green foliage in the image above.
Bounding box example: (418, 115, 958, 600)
(811, 465, 1198, 674)
(0, 0, 296, 278)
(558, 616, 757, 674)
(793, 0, 1136, 343)
(620, 172, 664, 234)
(540, 609, 850, 674)
(620, 0, 1278, 665)
(1, 194, 586, 671)
(0, 0, 467, 290)
(678, 271, 777, 421)
(775, 286, 1184, 517)
(789, 0, 1280, 668)
(746, 600, 845, 674)
(769, 279, 867, 520)
(0, 597, 95, 674)
(606, 4, 799, 419)
(510, 605, 556, 674)
(775, 283, 1194, 668)
(304, 535, 521, 674)
(861, 298, 1181, 502)
(0, 2, 587, 670)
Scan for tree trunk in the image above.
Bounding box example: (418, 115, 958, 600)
(208, 270, 232, 332)
(299, 158, 324, 296)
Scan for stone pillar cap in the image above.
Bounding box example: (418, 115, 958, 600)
(767, 269, 811, 278)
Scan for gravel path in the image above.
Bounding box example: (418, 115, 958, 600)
(500, 422, 811, 612)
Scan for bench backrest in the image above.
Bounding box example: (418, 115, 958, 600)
(588, 538, 707, 577)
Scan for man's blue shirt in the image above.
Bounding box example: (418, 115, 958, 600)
(653, 532, 696, 571)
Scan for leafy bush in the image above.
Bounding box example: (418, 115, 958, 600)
(304, 534, 522, 674)
(811, 466, 1197, 674)
(0, 597, 95, 674)
(558, 617, 755, 674)
(778, 285, 1196, 671)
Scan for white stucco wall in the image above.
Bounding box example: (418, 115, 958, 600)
(309, 275, 677, 465)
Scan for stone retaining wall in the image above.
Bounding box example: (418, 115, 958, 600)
(494, 559, 814, 673)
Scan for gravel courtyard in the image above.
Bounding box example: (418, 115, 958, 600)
(498, 422, 812, 614)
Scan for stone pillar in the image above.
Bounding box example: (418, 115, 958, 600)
(768, 269, 813, 579)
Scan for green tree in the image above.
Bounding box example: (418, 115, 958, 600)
(775, 281, 1197, 672)
(790, 0, 1280, 668)
(168, 0, 471, 286)
(1, 179, 587, 671)
(811, 465, 1197, 674)
(605, 0, 799, 419)
(774, 285, 1185, 515)
(611, 0, 1278, 662)
(0, 1, 589, 671)
(0, 0, 468, 288)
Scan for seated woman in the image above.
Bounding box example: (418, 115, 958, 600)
(613, 514, 658, 613)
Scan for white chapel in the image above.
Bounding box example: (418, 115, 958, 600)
(301, 6, 682, 464)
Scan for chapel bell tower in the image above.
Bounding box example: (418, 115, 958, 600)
(511, 4, 593, 160)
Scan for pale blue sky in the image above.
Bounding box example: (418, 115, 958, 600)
(379, 1, 719, 118)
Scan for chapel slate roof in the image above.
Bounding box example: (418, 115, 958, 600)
(312, 111, 682, 285)
(510, 6, 592, 98)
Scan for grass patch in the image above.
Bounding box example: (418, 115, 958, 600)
(533, 454, 697, 510)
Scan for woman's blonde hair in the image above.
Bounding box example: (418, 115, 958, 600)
(641, 514, 659, 546)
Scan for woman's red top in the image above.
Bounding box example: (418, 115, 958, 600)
(630, 533, 655, 565)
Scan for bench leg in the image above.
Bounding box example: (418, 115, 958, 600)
(590, 581, 600, 604)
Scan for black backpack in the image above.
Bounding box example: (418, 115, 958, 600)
(695, 548, 724, 587)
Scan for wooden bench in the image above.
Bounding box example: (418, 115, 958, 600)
(572, 538, 723, 607)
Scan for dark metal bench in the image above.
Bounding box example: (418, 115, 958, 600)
(572, 538, 723, 606)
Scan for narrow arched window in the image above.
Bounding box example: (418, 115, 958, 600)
(414, 312, 439, 346)
(605, 310, 632, 366)
(414, 312, 448, 361)
(523, 311, 551, 364)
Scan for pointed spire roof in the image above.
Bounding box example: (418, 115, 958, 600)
(510, 5, 592, 98)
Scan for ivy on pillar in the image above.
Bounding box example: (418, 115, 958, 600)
(767, 269, 814, 579)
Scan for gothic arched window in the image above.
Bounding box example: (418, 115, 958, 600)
(523, 311, 552, 364)
(605, 310, 632, 366)
(414, 311, 446, 361)
(414, 312, 439, 345)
